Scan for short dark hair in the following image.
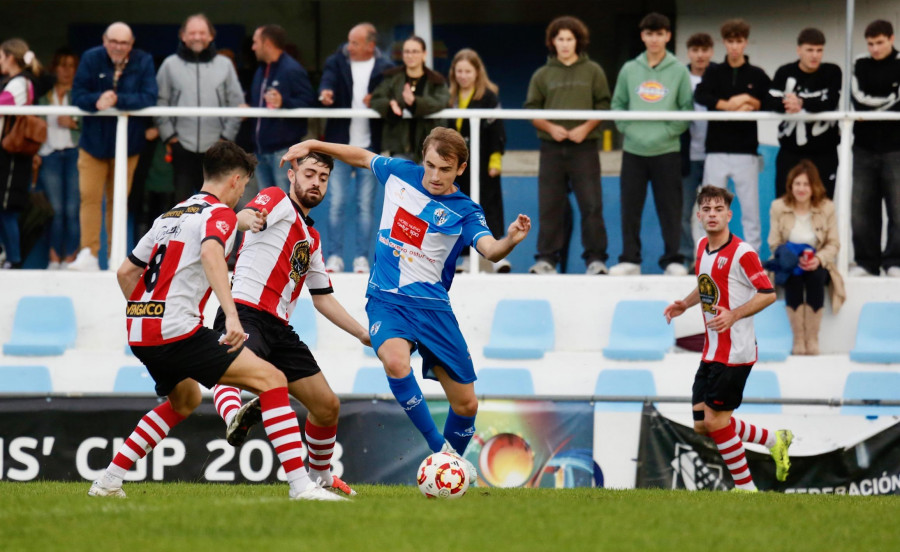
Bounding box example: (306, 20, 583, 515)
(721, 19, 750, 40)
(259, 24, 287, 50)
(50, 46, 78, 71)
(696, 185, 734, 208)
(686, 33, 714, 49)
(546, 16, 590, 56)
(404, 35, 427, 52)
(422, 127, 468, 166)
(180, 13, 216, 39)
(797, 28, 825, 46)
(864, 19, 894, 39)
(639, 12, 671, 32)
(203, 141, 257, 182)
(295, 151, 334, 172)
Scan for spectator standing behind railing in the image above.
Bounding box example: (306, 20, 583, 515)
(524, 16, 611, 276)
(37, 47, 81, 269)
(370, 36, 449, 163)
(249, 24, 315, 192)
(767, 160, 844, 355)
(693, 19, 771, 252)
(0, 38, 41, 270)
(68, 22, 157, 271)
(448, 48, 508, 273)
(609, 13, 693, 277)
(319, 22, 393, 274)
(850, 20, 900, 278)
(768, 28, 842, 200)
(155, 14, 244, 202)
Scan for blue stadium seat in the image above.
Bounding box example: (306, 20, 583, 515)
(475, 368, 534, 396)
(288, 298, 317, 349)
(603, 301, 673, 361)
(841, 371, 900, 417)
(113, 366, 157, 393)
(849, 302, 900, 363)
(755, 300, 792, 362)
(3, 296, 77, 356)
(0, 365, 52, 393)
(594, 369, 656, 412)
(482, 299, 554, 359)
(352, 367, 391, 394)
(739, 370, 782, 414)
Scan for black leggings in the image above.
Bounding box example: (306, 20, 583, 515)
(784, 267, 829, 311)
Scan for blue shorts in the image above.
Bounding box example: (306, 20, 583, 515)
(365, 296, 476, 384)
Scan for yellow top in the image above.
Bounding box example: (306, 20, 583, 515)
(456, 90, 502, 174)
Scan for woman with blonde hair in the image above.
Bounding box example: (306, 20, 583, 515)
(0, 38, 42, 269)
(767, 160, 845, 354)
(448, 48, 507, 272)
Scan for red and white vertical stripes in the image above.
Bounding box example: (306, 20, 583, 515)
(732, 417, 775, 448)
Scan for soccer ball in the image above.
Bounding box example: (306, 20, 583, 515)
(416, 452, 470, 499)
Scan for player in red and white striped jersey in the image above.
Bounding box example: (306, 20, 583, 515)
(665, 186, 793, 491)
(88, 142, 344, 502)
(211, 152, 370, 497)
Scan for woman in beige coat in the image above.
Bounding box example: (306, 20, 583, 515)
(768, 160, 845, 354)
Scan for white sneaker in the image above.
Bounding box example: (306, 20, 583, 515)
(352, 256, 369, 273)
(609, 262, 641, 276)
(585, 260, 608, 275)
(290, 482, 349, 502)
(88, 480, 126, 498)
(325, 255, 344, 273)
(67, 247, 100, 271)
(528, 260, 557, 274)
(664, 263, 689, 276)
(47, 261, 62, 270)
(849, 265, 874, 277)
(887, 267, 900, 278)
(493, 259, 512, 273)
(441, 441, 478, 486)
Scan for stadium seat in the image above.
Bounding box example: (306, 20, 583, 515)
(3, 296, 77, 356)
(482, 299, 554, 359)
(288, 298, 317, 350)
(849, 302, 900, 363)
(352, 367, 391, 394)
(0, 365, 52, 393)
(475, 368, 534, 396)
(755, 300, 792, 362)
(841, 371, 900, 417)
(603, 301, 673, 361)
(594, 369, 656, 412)
(739, 370, 782, 414)
(113, 366, 157, 394)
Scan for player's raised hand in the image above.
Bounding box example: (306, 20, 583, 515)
(707, 306, 738, 332)
(663, 300, 687, 324)
(506, 214, 532, 245)
(280, 141, 314, 167)
(237, 208, 267, 233)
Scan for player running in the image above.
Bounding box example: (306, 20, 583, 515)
(280, 128, 531, 480)
(212, 151, 369, 497)
(88, 142, 345, 501)
(664, 185, 793, 491)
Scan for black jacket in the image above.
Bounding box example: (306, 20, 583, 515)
(852, 49, 900, 153)
(768, 61, 842, 153)
(694, 56, 771, 155)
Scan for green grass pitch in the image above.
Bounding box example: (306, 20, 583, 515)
(1, 482, 897, 551)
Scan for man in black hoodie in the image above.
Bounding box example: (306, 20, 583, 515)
(850, 20, 900, 278)
(694, 19, 771, 251)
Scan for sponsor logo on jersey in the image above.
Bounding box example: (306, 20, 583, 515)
(216, 220, 231, 235)
(289, 240, 311, 284)
(477, 213, 488, 228)
(126, 301, 166, 318)
(433, 208, 448, 226)
(390, 207, 427, 249)
(370, 320, 381, 335)
(637, 80, 668, 102)
(161, 205, 202, 218)
(255, 194, 271, 206)
(697, 273, 719, 315)
(717, 256, 729, 269)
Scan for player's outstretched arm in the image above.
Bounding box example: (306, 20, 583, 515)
(116, 258, 145, 300)
(236, 208, 267, 233)
(200, 240, 245, 353)
(311, 293, 372, 347)
(664, 287, 700, 324)
(475, 214, 532, 262)
(280, 139, 377, 170)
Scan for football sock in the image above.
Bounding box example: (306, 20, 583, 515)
(443, 407, 476, 455)
(213, 385, 243, 426)
(388, 372, 444, 453)
(260, 387, 314, 493)
(709, 423, 757, 491)
(731, 417, 776, 448)
(107, 401, 186, 484)
(305, 420, 337, 485)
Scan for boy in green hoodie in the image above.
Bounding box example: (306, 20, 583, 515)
(609, 13, 693, 276)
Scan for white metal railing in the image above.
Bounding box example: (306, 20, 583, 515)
(5, 104, 900, 272)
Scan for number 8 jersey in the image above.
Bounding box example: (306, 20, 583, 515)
(126, 193, 238, 346)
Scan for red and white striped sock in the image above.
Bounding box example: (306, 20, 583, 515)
(259, 387, 313, 493)
(106, 401, 186, 482)
(213, 385, 243, 426)
(305, 421, 337, 485)
(709, 423, 757, 491)
(732, 417, 775, 448)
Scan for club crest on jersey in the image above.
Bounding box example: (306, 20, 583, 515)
(255, 194, 271, 206)
(717, 256, 729, 269)
(216, 220, 230, 235)
(289, 240, 311, 284)
(697, 274, 719, 315)
(433, 208, 448, 226)
(637, 80, 668, 102)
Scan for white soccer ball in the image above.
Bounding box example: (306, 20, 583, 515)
(416, 451, 470, 499)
